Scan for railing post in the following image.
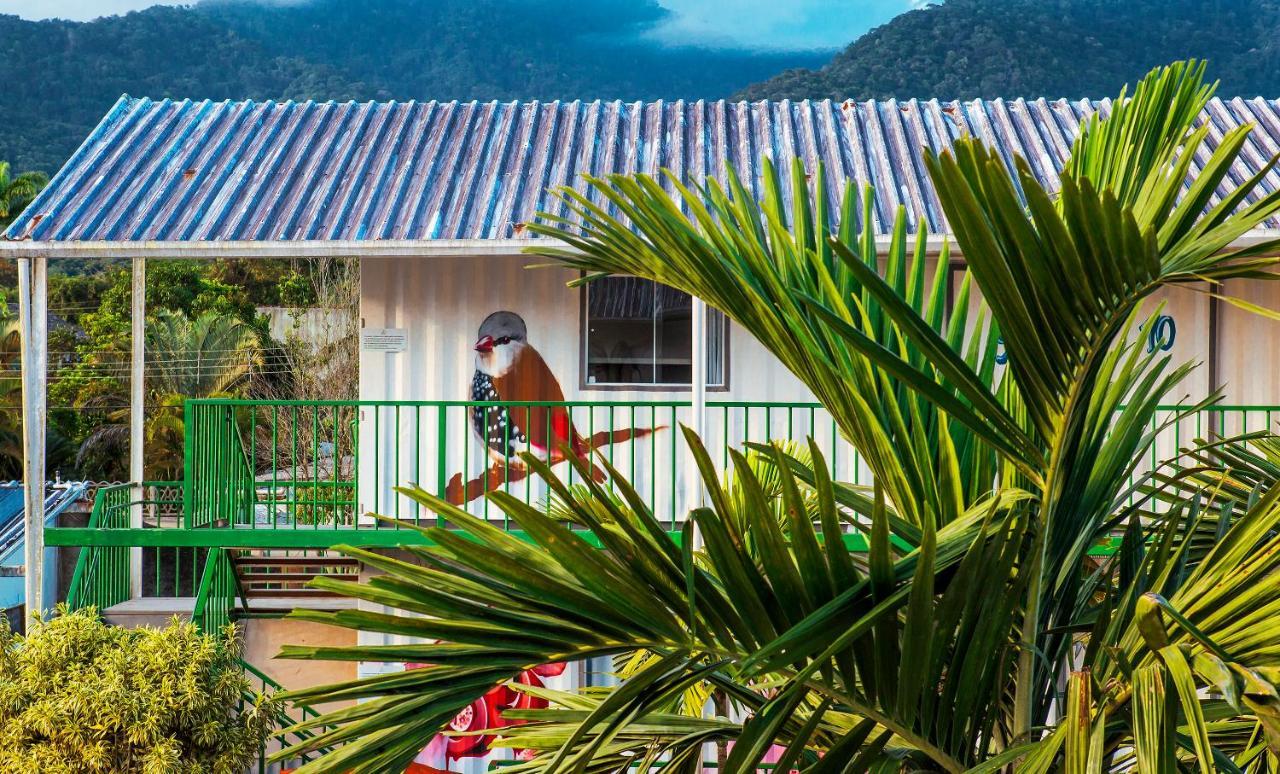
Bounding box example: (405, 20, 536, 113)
(436, 403, 447, 527)
(686, 297, 708, 529)
(183, 400, 195, 529)
(130, 257, 146, 599)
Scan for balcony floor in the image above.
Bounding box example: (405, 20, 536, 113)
(102, 595, 357, 629)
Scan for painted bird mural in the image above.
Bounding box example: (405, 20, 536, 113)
(449, 310, 660, 504)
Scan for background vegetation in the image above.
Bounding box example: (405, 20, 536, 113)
(740, 0, 1280, 100)
(0, 247, 359, 482)
(0, 0, 822, 173)
(10, 0, 1280, 174)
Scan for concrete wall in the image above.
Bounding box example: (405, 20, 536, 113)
(242, 617, 357, 713)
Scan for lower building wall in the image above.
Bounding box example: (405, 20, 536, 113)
(242, 617, 357, 714)
(353, 549, 594, 773)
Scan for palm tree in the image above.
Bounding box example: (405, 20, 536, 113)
(0, 161, 47, 229)
(77, 310, 255, 480)
(274, 62, 1280, 772)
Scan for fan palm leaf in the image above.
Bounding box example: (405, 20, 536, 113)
(274, 61, 1280, 772)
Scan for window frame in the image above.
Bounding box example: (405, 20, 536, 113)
(578, 277, 730, 392)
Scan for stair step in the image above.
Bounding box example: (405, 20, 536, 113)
(103, 597, 199, 628)
(245, 588, 346, 598)
(242, 596, 358, 612)
(233, 556, 358, 567)
(239, 572, 358, 583)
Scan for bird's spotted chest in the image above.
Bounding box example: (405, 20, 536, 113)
(471, 370, 526, 457)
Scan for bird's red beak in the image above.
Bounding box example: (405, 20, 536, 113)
(473, 335, 494, 353)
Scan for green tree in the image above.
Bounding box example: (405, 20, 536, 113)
(76, 310, 257, 481)
(0, 160, 45, 228)
(50, 263, 268, 480)
(282, 62, 1280, 771)
(0, 607, 276, 772)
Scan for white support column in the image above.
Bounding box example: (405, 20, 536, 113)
(686, 297, 708, 524)
(130, 258, 145, 598)
(687, 296, 713, 755)
(18, 256, 47, 618)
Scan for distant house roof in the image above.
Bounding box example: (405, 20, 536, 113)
(7, 95, 1280, 244)
(0, 482, 88, 564)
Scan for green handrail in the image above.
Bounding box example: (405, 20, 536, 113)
(181, 398, 1280, 535)
(66, 482, 192, 611)
(192, 548, 247, 635)
(66, 483, 134, 611)
(239, 658, 335, 768)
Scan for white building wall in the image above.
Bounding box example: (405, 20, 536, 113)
(357, 253, 836, 526)
(1216, 277, 1280, 415)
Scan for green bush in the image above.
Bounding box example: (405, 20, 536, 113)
(0, 606, 276, 773)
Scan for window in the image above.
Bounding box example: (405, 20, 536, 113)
(583, 277, 727, 388)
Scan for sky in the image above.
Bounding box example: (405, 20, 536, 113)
(0, 0, 924, 50)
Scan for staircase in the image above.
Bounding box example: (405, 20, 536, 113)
(231, 550, 359, 612)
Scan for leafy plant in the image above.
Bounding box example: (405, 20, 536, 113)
(274, 61, 1280, 772)
(0, 161, 45, 228)
(0, 606, 276, 772)
(74, 310, 257, 481)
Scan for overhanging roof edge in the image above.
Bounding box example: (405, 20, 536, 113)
(0, 238, 544, 259)
(3, 231, 1280, 260)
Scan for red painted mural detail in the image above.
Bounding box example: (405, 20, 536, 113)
(406, 661, 568, 767)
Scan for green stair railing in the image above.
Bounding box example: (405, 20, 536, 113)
(66, 483, 134, 611)
(240, 659, 335, 772)
(192, 547, 247, 635)
(186, 399, 258, 530)
(66, 481, 196, 611)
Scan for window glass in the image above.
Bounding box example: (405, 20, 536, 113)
(584, 277, 726, 387)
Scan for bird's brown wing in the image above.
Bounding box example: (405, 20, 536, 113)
(493, 345, 582, 455)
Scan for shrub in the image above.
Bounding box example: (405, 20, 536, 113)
(0, 606, 276, 773)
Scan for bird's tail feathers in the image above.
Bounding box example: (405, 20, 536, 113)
(584, 425, 666, 452)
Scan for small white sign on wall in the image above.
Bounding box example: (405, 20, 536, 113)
(361, 327, 408, 353)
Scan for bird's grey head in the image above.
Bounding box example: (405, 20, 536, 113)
(474, 311, 527, 376)
(477, 311, 526, 344)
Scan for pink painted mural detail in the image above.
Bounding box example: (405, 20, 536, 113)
(407, 661, 568, 769)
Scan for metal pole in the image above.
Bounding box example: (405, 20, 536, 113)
(687, 296, 713, 766)
(130, 258, 145, 597)
(18, 256, 47, 618)
(687, 297, 708, 522)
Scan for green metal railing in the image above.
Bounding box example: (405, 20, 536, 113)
(240, 659, 335, 772)
(66, 483, 133, 610)
(182, 398, 1280, 533)
(67, 481, 201, 610)
(193, 547, 247, 635)
(183, 398, 871, 530)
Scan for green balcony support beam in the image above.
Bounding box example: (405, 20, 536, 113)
(46, 526, 866, 551)
(45, 525, 1122, 554)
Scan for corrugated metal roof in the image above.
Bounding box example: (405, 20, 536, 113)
(8, 94, 1280, 243)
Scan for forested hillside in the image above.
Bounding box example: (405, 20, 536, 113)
(740, 0, 1280, 101)
(0, 0, 821, 173)
(12, 0, 1280, 180)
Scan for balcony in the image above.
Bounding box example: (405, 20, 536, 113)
(182, 397, 868, 537)
(48, 399, 1280, 553)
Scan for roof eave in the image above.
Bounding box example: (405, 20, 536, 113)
(3, 230, 1280, 260)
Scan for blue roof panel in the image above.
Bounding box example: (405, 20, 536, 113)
(7, 96, 1280, 242)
